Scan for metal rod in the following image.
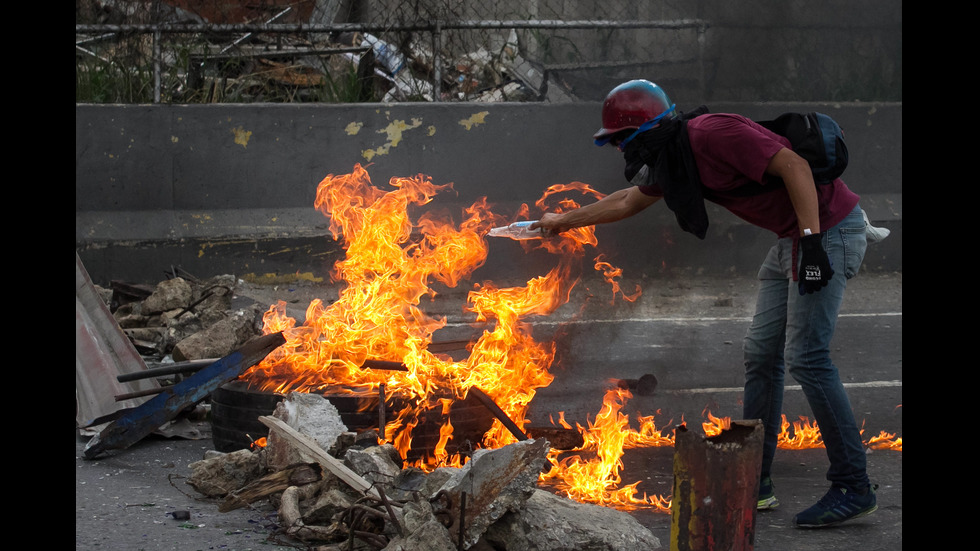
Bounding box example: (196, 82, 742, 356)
(115, 387, 167, 401)
(432, 19, 442, 102)
(378, 383, 386, 442)
(468, 387, 528, 441)
(457, 491, 466, 551)
(153, 28, 161, 103)
(218, 7, 292, 55)
(76, 19, 707, 34)
(117, 359, 217, 382)
(376, 486, 403, 537)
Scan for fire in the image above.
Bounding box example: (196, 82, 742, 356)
(594, 255, 642, 304)
(777, 414, 824, 449)
(867, 431, 902, 451)
(701, 408, 731, 437)
(540, 388, 671, 513)
(242, 165, 613, 471)
(238, 164, 901, 512)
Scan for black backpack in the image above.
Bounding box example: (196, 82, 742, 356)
(756, 111, 849, 184)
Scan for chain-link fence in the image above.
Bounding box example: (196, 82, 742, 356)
(76, 1, 902, 105)
(76, 0, 709, 104)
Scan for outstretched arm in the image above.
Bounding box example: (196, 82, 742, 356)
(531, 185, 660, 235)
(766, 147, 820, 236)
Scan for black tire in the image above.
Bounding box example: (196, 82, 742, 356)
(403, 392, 494, 463)
(210, 381, 285, 452)
(209, 381, 412, 453)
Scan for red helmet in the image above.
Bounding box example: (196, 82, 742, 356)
(594, 80, 675, 145)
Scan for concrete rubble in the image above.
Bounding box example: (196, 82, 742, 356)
(186, 392, 662, 550)
(109, 274, 266, 363)
(86, 272, 663, 548)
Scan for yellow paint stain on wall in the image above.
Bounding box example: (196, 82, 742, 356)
(345, 122, 363, 135)
(427, 125, 436, 136)
(361, 118, 423, 161)
(380, 118, 422, 146)
(232, 126, 252, 148)
(459, 111, 489, 130)
(171, 136, 179, 143)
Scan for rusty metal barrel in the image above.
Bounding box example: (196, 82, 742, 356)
(670, 419, 764, 551)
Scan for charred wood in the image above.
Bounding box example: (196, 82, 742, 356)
(219, 462, 322, 512)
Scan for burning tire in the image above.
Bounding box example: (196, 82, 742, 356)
(210, 381, 285, 452)
(210, 380, 407, 453)
(403, 391, 495, 463)
(210, 380, 496, 462)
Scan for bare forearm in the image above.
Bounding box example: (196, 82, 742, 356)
(767, 148, 820, 235)
(533, 186, 659, 234)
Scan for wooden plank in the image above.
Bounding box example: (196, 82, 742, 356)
(82, 332, 286, 459)
(259, 415, 381, 500)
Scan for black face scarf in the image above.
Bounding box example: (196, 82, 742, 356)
(622, 106, 711, 239)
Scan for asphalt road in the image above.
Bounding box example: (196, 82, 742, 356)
(76, 271, 901, 550)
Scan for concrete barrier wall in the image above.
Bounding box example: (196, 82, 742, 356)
(76, 102, 901, 286)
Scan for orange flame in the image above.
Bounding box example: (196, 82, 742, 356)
(594, 255, 642, 304)
(540, 388, 672, 512)
(701, 408, 731, 437)
(238, 164, 900, 511)
(867, 431, 903, 451)
(777, 414, 824, 449)
(242, 165, 625, 471)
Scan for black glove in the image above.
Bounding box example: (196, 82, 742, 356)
(798, 233, 835, 295)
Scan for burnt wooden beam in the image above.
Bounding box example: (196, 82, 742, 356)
(360, 359, 409, 371)
(219, 462, 322, 512)
(467, 387, 528, 441)
(427, 340, 471, 353)
(525, 426, 584, 450)
(82, 332, 286, 459)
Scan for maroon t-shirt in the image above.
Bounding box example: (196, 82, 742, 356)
(637, 113, 860, 238)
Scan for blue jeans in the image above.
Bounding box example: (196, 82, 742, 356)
(742, 204, 870, 491)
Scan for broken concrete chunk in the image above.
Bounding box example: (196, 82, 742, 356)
(484, 488, 663, 550)
(186, 448, 267, 498)
(384, 516, 457, 551)
(266, 392, 349, 471)
(344, 444, 402, 488)
(142, 277, 194, 313)
(302, 487, 354, 526)
(435, 438, 550, 549)
(417, 466, 458, 500)
(171, 309, 260, 361)
(386, 500, 457, 551)
(386, 466, 427, 502)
